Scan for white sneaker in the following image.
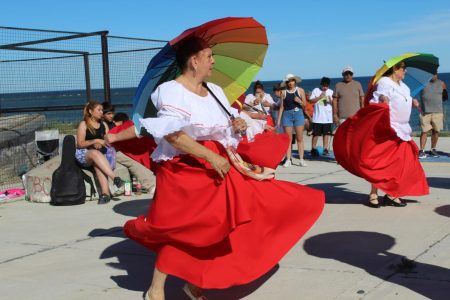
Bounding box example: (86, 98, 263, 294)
(299, 159, 308, 167)
(282, 159, 292, 167)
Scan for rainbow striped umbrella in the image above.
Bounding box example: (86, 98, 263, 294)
(132, 17, 268, 129)
(365, 53, 439, 103)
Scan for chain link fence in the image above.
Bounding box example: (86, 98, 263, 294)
(0, 26, 166, 189)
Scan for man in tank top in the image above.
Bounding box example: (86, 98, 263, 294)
(419, 72, 448, 158)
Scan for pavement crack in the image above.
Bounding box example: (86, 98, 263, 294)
(412, 232, 450, 261)
(0, 227, 124, 265)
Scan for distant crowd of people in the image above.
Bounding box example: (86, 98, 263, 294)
(242, 67, 447, 167)
(242, 67, 363, 167)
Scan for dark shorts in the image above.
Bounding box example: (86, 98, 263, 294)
(312, 123, 332, 136)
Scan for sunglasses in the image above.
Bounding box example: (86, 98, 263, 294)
(343, 72, 353, 76)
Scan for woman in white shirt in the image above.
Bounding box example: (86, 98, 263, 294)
(106, 36, 324, 300)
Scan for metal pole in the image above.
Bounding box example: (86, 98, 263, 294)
(101, 32, 111, 102)
(83, 53, 92, 102)
(0, 31, 108, 49)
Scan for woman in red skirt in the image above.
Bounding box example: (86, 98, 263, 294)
(107, 37, 324, 300)
(333, 61, 429, 208)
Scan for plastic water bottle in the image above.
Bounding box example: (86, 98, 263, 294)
(124, 180, 132, 196)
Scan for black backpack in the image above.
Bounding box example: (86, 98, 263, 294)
(50, 135, 86, 205)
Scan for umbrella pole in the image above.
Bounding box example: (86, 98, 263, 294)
(202, 82, 247, 136)
(202, 82, 232, 117)
(243, 103, 266, 114)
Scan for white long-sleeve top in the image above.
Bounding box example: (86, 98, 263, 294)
(370, 77, 413, 141)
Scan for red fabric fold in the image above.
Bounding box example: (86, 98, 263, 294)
(123, 140, 324, 288)
(236, 132, 289, 169)
(333, 103, 429, 197)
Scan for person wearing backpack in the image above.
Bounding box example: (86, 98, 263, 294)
(75, 101, 124, 204)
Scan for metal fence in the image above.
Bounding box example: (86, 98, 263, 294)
(0, 26, 166, 188)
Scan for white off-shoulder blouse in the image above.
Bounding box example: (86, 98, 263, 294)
(139, 80, 243, 161)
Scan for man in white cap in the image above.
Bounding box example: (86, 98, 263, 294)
(332, 66, 364, 125)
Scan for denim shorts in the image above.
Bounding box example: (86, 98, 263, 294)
(282, 108, 305, 127)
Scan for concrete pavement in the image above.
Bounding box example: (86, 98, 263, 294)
(0, 137, 449, 300)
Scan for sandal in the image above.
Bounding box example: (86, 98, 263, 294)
(367, 194, 380, 208)
(383, 195, 407, 207)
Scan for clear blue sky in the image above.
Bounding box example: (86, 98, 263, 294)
(3, 0, 450, 80)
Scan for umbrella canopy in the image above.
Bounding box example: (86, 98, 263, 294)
(365, 53, 439, 104)
(132, 17, 268, 129)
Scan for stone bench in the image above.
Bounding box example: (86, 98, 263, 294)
(23, 155, 130, 203)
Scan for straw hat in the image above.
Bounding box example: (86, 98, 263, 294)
(284, 73, 302, 83)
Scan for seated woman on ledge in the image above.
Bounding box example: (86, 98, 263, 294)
(75, 101, 124, 204)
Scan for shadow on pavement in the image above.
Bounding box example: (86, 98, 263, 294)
(89, 225, 278, 299)
(307, 182, 366, 204)
(89, 227, 186, 298)
(307, 183, 419, 206)
(204, 265, 278, 300)
(435, 205, 450, 218)
(427, 177, 450, 190)
(304, 231, 450, 299)
(112, 198, 152, 217)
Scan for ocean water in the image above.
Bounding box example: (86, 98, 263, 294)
(1, 74, 449, 131)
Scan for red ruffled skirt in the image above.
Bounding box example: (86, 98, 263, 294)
(236, 131, 289, 169)
(123, 140, 324, 288)
(333, 103, 429, 197)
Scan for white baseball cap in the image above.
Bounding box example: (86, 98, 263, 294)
(342, 66, 354, 74)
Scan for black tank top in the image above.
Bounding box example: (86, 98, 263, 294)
(284, 88, 303, 111)
(85, 122, 107, 154)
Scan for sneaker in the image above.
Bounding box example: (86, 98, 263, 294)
(282, 159, 292, 168)
(323, 149, 330, 156)
(113, 177, 124, 188)
(310, 148, 319, 157)
(430, 148, 440, 158)
(418, 150, 427, 159)
(299, 159, 308, 167)
(98, 193, 110, 205)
